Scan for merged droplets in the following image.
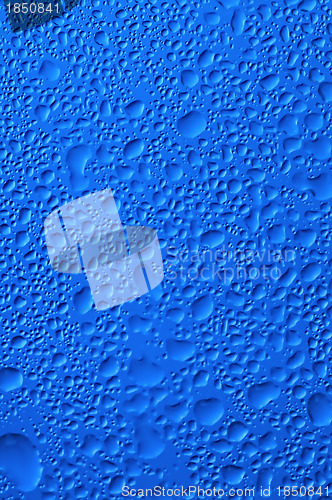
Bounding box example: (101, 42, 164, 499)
(307, 393, 332, 427)
(177, 111, 207, 138)
(0, 434, 43, 492)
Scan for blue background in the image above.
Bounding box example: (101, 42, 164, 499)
(0, 0, 331, 498)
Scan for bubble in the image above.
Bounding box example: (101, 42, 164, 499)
(248, 382, 281, 409)
(201, 230, 225, 248)
(0, 367, 23, 392)
(194, 398, 224, 425)
(181, 70, 199, 88)
(39, 60, 60, 81)
(66, 145, 92, 190)
(135, 424, 165, 459)
(198, 50, 214, 68)
(109, 475, 126, 495)
(0, 434, 42, 492)
(318, 82, 332, 102)
(128, 358, 164, 386)
(177, 111, 207, 138)
(166, 339, 195, 361)
(304, 137, 332, 160)
(73, 286, 94, 313)
(227, 421, 248, 442)
(307, 393, 332, 427)
(222, 465, 245, 485)
(191, 295, 213, 321)
(123, 139, 144, 159)
(81, 435, 102, 457)
(231, 9, 246, 35)
(294, 229, 317, 248)
(259, 74, 280, 91)
(124, 100, 145, 118)
(301, 263, 321, 282)
(100, 356, 120, 377)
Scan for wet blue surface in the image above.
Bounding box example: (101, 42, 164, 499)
(0, 0, 331, 498)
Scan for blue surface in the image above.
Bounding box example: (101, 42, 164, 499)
(0, 0, 332, 498)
